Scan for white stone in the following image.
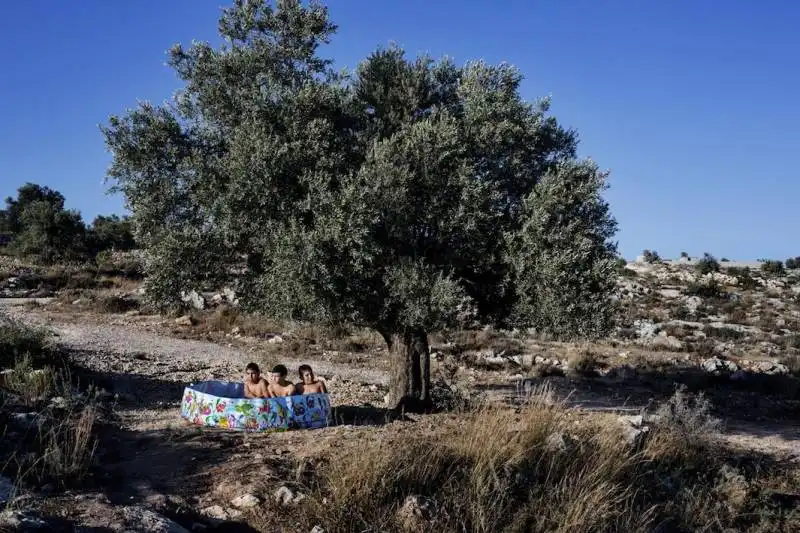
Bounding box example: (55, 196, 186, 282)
(121, 506, 190, 533)
(274, 486, 294, 506)
(180, 290, 206, 310)
(231, 494, 260, 508)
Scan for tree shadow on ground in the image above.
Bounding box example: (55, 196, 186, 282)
(63, 349, 190, 409)
(484, 369, 800, 452)
(331, 404, 413, 426)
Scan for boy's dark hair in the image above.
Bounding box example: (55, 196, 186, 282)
(245, 362, 260, 373)
(271, 364, 288, 377)
(298, 364, 313, 377)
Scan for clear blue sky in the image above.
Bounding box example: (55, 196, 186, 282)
(1, 1, 798, 260)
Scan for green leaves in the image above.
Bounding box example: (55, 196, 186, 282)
(102, 0, 619, 339)
(509, 160, 619, 338)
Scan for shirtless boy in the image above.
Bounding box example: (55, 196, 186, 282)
(267, 364, 295, 397)
(243, 362, 271, 398)
(295, 364, 327, 395)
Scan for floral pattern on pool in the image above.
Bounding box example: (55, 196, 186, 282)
(180, 381, 332, 431)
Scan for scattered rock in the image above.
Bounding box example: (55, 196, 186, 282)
(180, 290, 206, 310)
(310, 527, 325, 533)
(633, 319, 658, 339)
(752, 361, 790, 375)
(274, 486, 294, 506)
(49, 396, 69, 410)
(121, 506, 190, 533)
(175, 315, 195, 327)
(397, 495, 432, 531)
(701, 356, 739, 374)
(0, 511, 49, 530)
(200, 505, 229, 520)
(222, 287, 238, 306)
(266, 334, 284, 344)
(231, 494, 260, 508)
(618, 415, 650, 447)
(684, 296, 702, 315)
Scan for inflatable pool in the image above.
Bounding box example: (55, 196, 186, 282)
(180, 381, 332, 431)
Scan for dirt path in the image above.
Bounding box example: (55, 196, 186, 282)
(3, 302, 798, 460)
(1, 303, 389, 386)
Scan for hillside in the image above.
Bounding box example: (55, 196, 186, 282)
(0, 255, 798, 532)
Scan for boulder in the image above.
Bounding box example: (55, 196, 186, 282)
(701, 356, 739, 374)
(180, 290, 206, 310)
(274, 486, 294, 506)
(618, 415, 650, 448)
(231, 494, 260, 509)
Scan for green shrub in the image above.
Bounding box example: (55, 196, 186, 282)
(684, 279, 726, 299)
(785, 257, 800, 269)
(694, 253, 720, 275)
(0, 320, 51, 369)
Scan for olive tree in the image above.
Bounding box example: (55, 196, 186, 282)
(102, 0, 618, 410)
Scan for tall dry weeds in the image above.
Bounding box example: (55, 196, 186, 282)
(295, 386, 797, 533)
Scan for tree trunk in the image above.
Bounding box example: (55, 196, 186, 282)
(385, 327, 431, 413)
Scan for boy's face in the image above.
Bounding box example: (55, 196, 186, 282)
(301, 369, 314, 384)
(246, 368, 260, 384)
(269, 372, 280, 384)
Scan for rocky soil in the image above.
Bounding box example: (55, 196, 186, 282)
(1, 257, 799, 531)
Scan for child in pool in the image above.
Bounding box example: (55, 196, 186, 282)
(295, 364, 328, 395)
(267, 364, 295, 397)
(243, 362, 271, 398)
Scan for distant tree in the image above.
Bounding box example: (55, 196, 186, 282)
(88, 214, 135, 253)
(680, 251, 690, 259)
(2, 183, 88, 262)
(642, 249, 661, 263)
(101, 0, 619, 410)
(785, 257, 800, 270)
(11, 200, 87, 263)
(1, 183, 67, 236)
(695, 253, 720, 275)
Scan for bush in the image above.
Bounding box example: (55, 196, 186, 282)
(680, 251, 690, 259)
(786, 257, 800, 270)
(761, 260, 784, 275)
(94, 295, 139, 314)
(727, 267, 760, 290)
(684, 279, 726, 299)
(702, 325, 744, 341)
(293, 388, 792, 533)
(642, 249, 661, 263)
(0, 319, 51, 369)
(694, 253, 720, 275)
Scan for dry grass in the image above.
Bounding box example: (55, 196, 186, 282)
(280, 387, 798, 533)
(566, 348, 604, 378)
(0, 320, 99, 491)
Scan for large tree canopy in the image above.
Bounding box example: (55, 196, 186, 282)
(102, 0, 618, 409)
